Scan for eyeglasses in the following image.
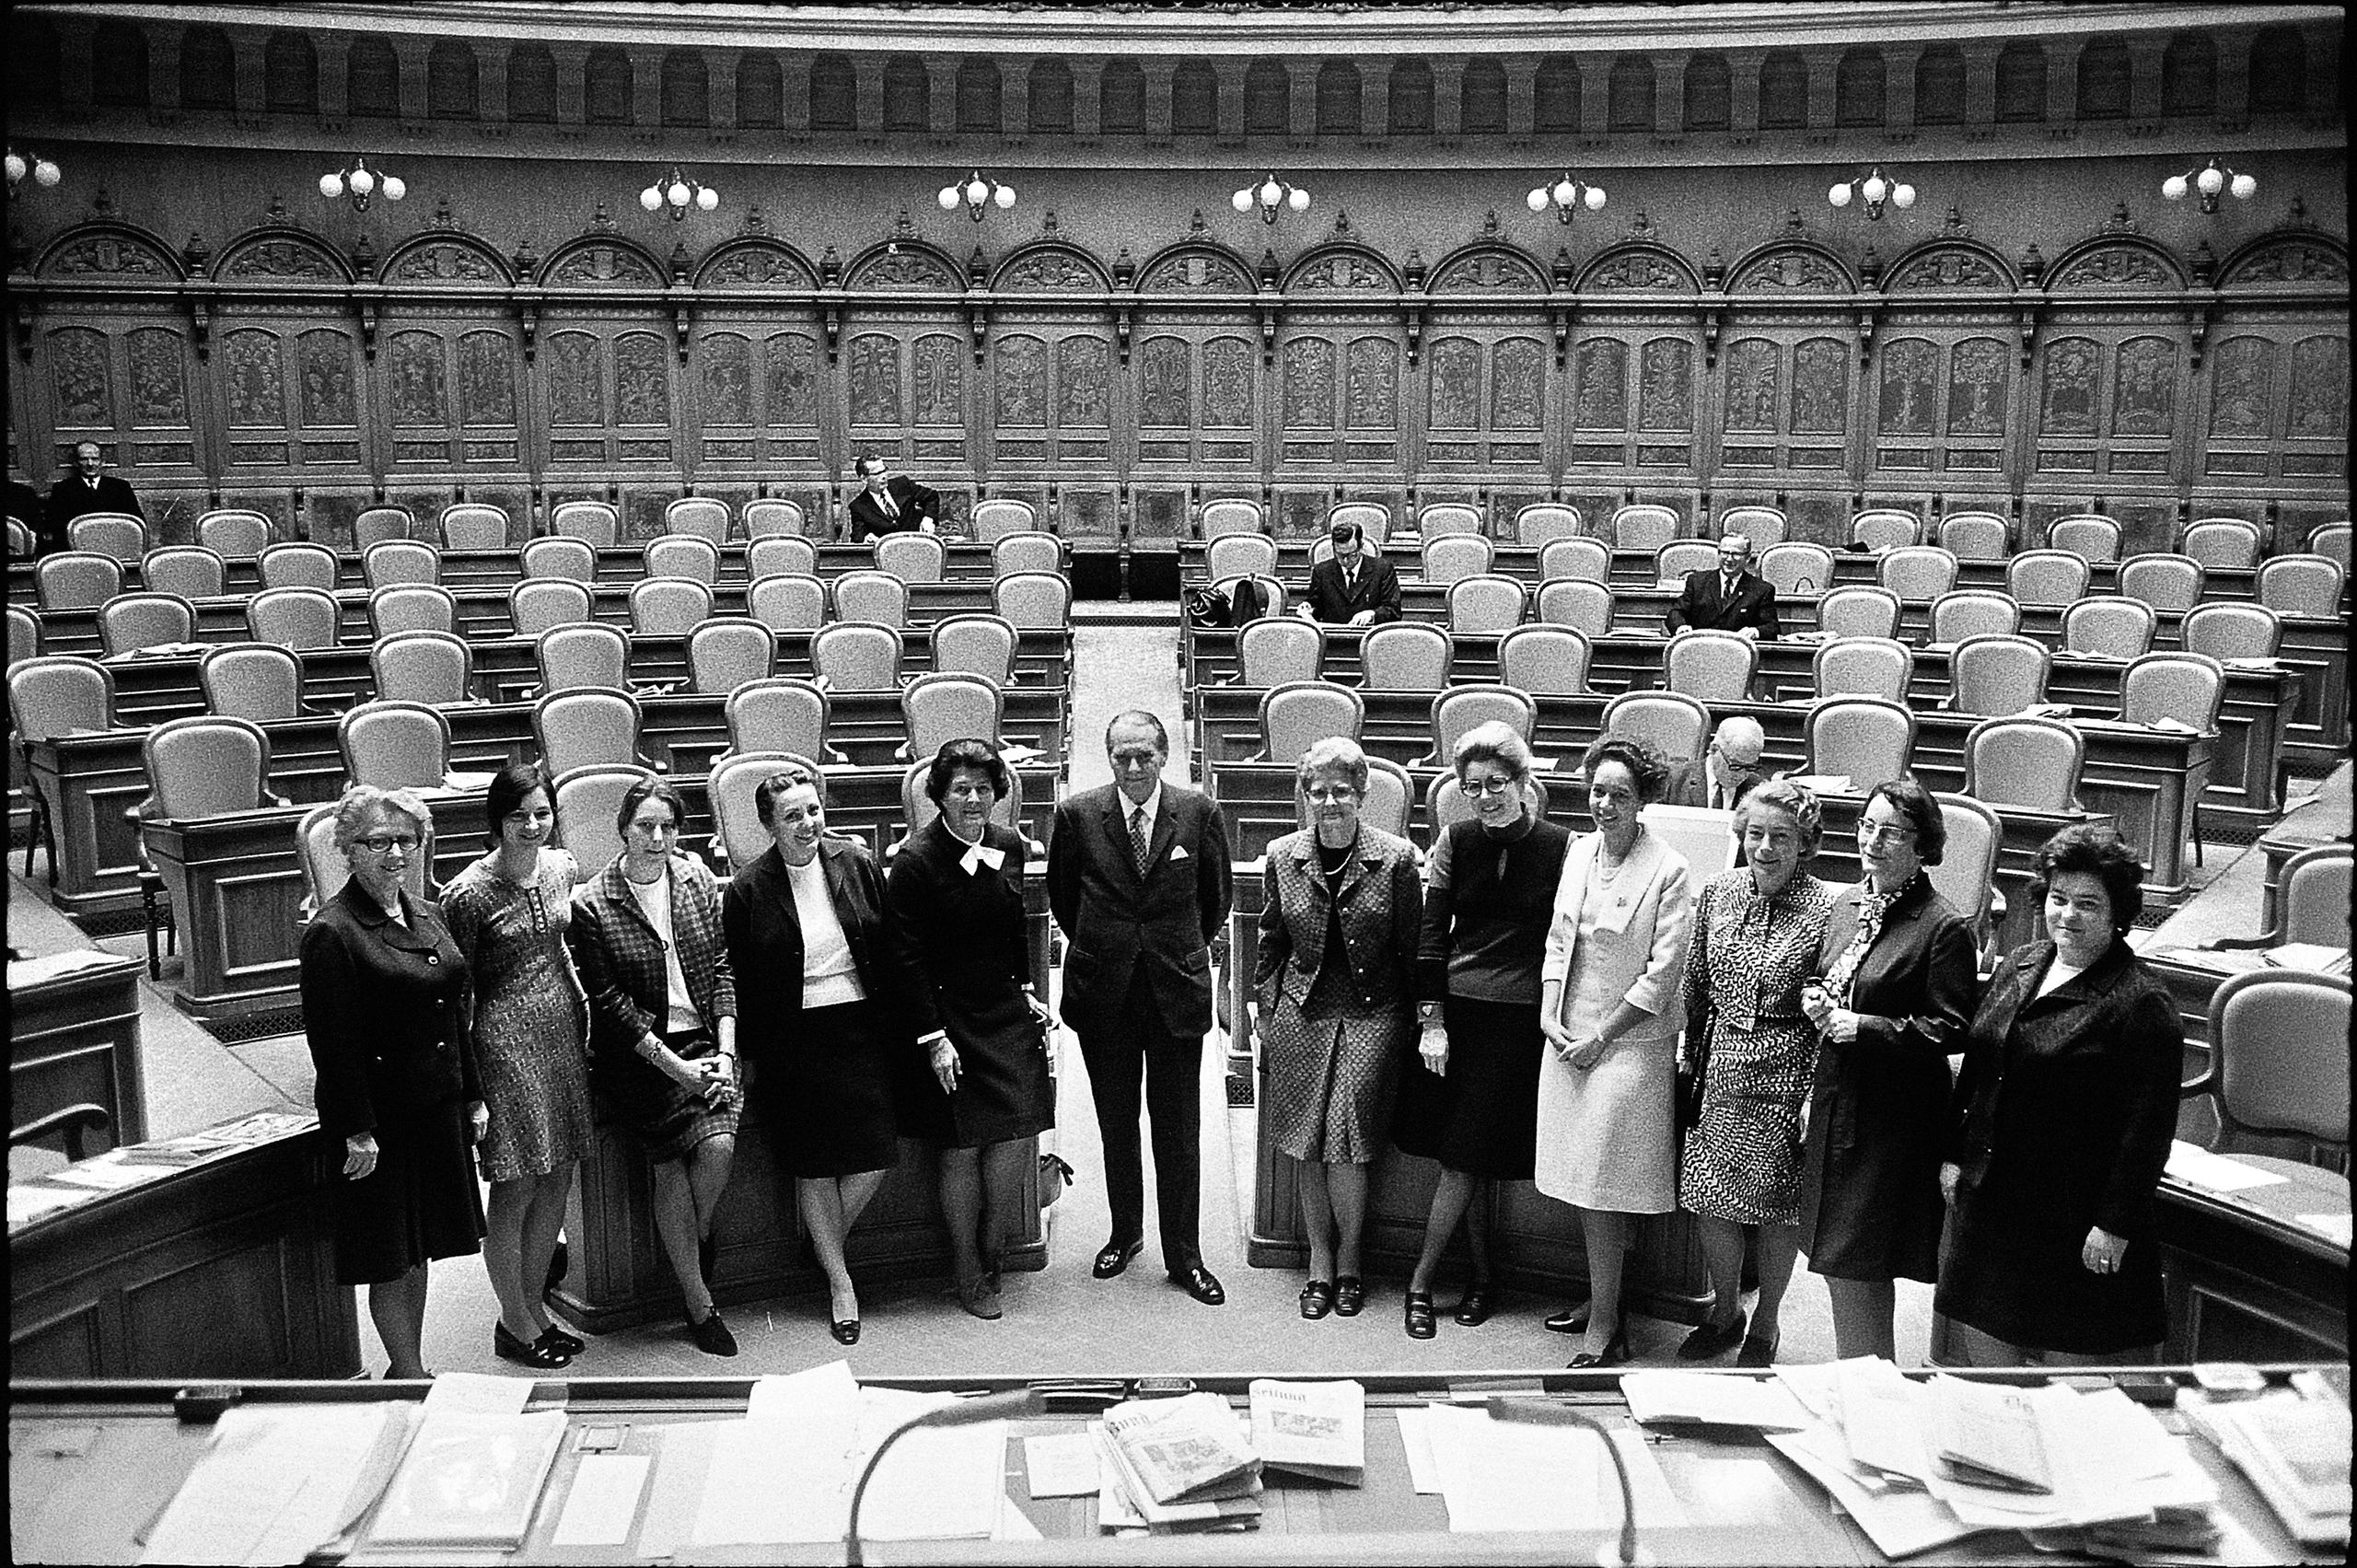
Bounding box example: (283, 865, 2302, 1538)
(1305, 786, 1359, 803)
(1857, 821, 1917, 844)
(627, 819, 679, 836)
(1463, 777, 1519, 797)
(355, 834, 419, 854)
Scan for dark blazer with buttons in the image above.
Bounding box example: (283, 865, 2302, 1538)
(300, 880, 477, 1140)
(1253, 825, 1422, 1057)
(844, 475, 941, 540)
(567, 853, 738, 1073)
(721, 835, 896, 1047)
(1666, 568, 1780, 639)
(1048, 782, 1233, 1040)
(1301, 555, 1403, 624)
(41, 472, 145, 557)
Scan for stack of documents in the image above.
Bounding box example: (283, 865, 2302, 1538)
(1398, 1399, 1685, 1534)
(1247, 1378, 1364, 1485)
(2186, 1393, 2351, 1548)
(141, 1403, 416, 1564)
(364, 1410, 568, 1549)
(1093, 1394, 1262, 1531)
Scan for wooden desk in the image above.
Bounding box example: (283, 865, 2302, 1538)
(7, 883, 147, 1154)
(2154, 1160, 2351, 1362)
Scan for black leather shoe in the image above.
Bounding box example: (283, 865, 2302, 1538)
(831, 1318, 862, 1346)
(1299, 1280, 1336, 1319)
(1334, 1275, 1366, 1317)
(1736, 1332, 1779, 1368)
(1169, 1264, 1225, 1306)
(1092, 1238, 1144, 1279)
(1677, 1311, 1747, 1362)
(494, 1321, 571, 1369)
(1453, 1285, 1497, 1327)
(1569, 1329, 1631, 1370)
(1403, 1290, 1436, 1340)
(537, 1321, 586, 1357)
(1543, 1302, 1592, 1335)
(687, 1307, 737, 1357)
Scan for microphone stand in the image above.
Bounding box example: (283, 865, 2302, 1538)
(1484, 1394, 1644, 1567)
(843, 1387, 1044, 1566)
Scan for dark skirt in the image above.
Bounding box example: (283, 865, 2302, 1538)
(1796, 1051, 1951, 1283)
(753, 997, 900, 1177)
(597, 1029, 742, 1164)
(330, 1101, 486, 1286)
(896, 990, 1055, 1150)
(1935, 1167, 2167, 1355)
(1390, 993, 1541, 1179)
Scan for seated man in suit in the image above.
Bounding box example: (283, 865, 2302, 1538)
(1700, 714, 1768, 810)
(41, 440, 145, 558)
(843, 452, 940, 541)
(1665, 532, 1779, 641)
(1295, 521, 1402, 627)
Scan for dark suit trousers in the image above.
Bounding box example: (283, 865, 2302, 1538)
(1077, 968, 1203, 1272)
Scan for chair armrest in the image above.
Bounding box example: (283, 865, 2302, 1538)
(2180, 1064, 2217, 1098)
(825, 746, 853, 765)
(2202, 934, 2276, 951)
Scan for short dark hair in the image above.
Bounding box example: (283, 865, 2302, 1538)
(2028, 822, 2146, 933)
(853, 451, 887, 477)
(1329, 521, 1362, 548)
(753, 760, 825, 826)
(1864, 775, 1945, 866)
(1582, 731, 1671, 805)
(614, 775, 687, 835)
(925, 738, 1011, 807)
(485, 761, 552, 845)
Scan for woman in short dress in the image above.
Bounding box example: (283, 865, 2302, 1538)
(441, 761, 595, 1371)
(1678, 777, 1836, 1367)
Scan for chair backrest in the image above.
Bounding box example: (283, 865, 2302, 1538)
(8, 655, 114, 741)
(258, 541, 340, 591)
(2278, 844, 2353, 949)
(1805, 697, 1917, 793)
(2046, 513, 2120, 563)
(1929, 589, 2022, 645)
(1514, 503, 1584, 548)
(296, 800, 433, 918)
(686, 618, 777, 694)
(550, 763, 652, 879)
(1329, 501, 1389, 547)
(902, 671, 1004, 757)
(1416, 503, 1483, 539)
(930, 613, 1017, 685)
(2119, 651, 2225, 733)
(1212, 574, 1287, 622)
(2181, 517, 2263, 569)
(970, 498, 1038, 542)
(1598, 690, 1712, 787)
(898, 757, 1028, 843)
(199, 642, 303, 722)
(1850, 509, 1921, 552)
(97, 591, 196, 656)
(36, 551, 123, 610)
(876, 530, 947, 584)
(4, 517, 29, 559)
(748, 573, 830, 632)
(748, 535, 819, 581)
(1200, 498, 1263, 539)
(2060, 596, 2156, 659)
(1817, 586, 1903, 641)
(1421, 534, 1493, 586)
(743, 497, 807, 539)
(1237, 617, 1325, 687)
(832, 570, 910, 629)
(2180, 601, 2282, 662)
(2118, 553, 2205, 613)
(1929, 793, 2003, 934)
(665, 495, 730, 544)
(1258, 680, 1364, 765)
(439, 502, 510, 552)
(1611, 504, 1679, 552)
(550, 499, 620, 547)
(1427, 769, 1552, 834)
(629, 575, 714, 636)
(246, 586, 342, 651)
(533, 687, 645, 777)
(1431, 684, 1537, 760)
(1936, 512, 2009, 559)
(1665, 628, 1759, 703)
(1535, 577, 1613, 635)
(1758, 541, 1836, 597)
(507, 577, 595, 638)
(2006, 549, 2092, 608)
(1879, 544, 1960, 602)
(367, 583, 458, 638)
(2205, 970, 2351, 1154)
(993, 531, 1062, 578)
(520, 534, 598, 584)
(369, 630, 472, 706)
(140, 545, 225, 601)
(994, 571, 1072, 630)
(1447, 574, 1527, 634)
(726, 679, 833, 761)
(338, 699, 451, 790)
(705, 749, 825, 872)
(1949, 633, 2051, 716)
(810, 621, 903, 691)
(362, 539, 438, 588)
(1205, 533, 1279, 582)
(1359, 621, 1453, 691)
(196, 509, 273, 560)
(2305, 522, 2351, 571)
(1537, 535, 1609, 584)
(7, 604, 39, 668)
(1655, 540, 1720, 581)
(143, 714, 270, 819)
(643, 533, 721, 586)
(69, 513, 148, 562)
(536, 621, 630, 692)
(1498, 623, 1591, 695)
(2258, 552, 2345, 618)
(1295, 756, 1413, 836)
(1814, 636, 1913, 703)
(1718, 505, 1786, 548)
(1963, 714, 2084, 811)
(352, 505, 415, 550)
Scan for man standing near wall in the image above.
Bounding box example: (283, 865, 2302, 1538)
(41, 441, 145, 557)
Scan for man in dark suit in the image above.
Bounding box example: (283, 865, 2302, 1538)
(41, 441, 145, 557)
(1701, 715, 1769, 811)
(842, 451, 939, 540)
(1296, 520, 1402, 626)
(1665, 532, 1779, 640)
(1047, 711, 1234, 1306)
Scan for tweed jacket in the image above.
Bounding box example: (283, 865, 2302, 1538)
(568, 852, 737, 1069)
(1253, 824, 1422, 1057)
(721, 835, 895, 1044)
(1048, 781, 1233, 1040)
(301, 880, 477, 1140)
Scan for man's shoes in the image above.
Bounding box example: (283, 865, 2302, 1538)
(1677, 1311, 1747, 1362)
(1299, 1280, 1335, 1319)
(1092, 1238, 1144, 1280)
(686, 1307, 737, 1357)
(494, 1321, 571, 1369)
(1453, 1285, 1498, 1327)
(1543, 1302, 1592, 1335)
(1169, 1264, 1225, 1306)
(1333, 1276, 1365, 1317)
(1403, 1290, 1436, 1340)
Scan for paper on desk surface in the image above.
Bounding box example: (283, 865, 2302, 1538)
(1393, 1406, 1443, 1494)
(1025, 1432, 1099, 1497)
(42, 1156, 159, 1191)
(2294, 1212, 2353, 1247)
(1421, 1402, 1684, 1535)
(7, 947, 129, 986)
(550, 1454, 648, 1548)
(2166, 1140, 2291, 1192)
(1768, 1426, 1980, 1560)
(141, 1402, 411, 1566)
(7, 1185, 97, 1223)
(1620, 1370, 1814, 1431)
(422, 1372, 533, 1416)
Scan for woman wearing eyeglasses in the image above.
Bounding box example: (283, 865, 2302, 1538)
(1254, 737, 1422, 1321)
(1796, 777, 1978, 1361)
(300, 784, 486, 1381)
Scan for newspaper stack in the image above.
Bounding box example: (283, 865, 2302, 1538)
(1093, 1394, 1262, 1532)
(1247, 1378, 1364, 1486)
(2185, 1392, 2351, 1549)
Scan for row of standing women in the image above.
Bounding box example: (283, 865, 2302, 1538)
(299, 739, 1053, 1375)
(1255, 725, 2184, 1368)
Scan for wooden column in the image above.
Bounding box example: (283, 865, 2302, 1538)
(1885, 44, 1920, 131)
(477, 40, 510, 121)
(1961, 41, 2000, 126)
(708, 51, 738, 130)
(1431, 58, 1464, 139)
(1504, 55, 1537, 138)
(550, 42, 588, 126)
(2045, 38, 2080, 124)
(147, 27, 182, 113)
(1069, 58, 1101, 138)
(1726, 48, 1765, 133)
(1655, 54, 1687, 135)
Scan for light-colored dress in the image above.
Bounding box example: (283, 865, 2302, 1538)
(1533, 830, 1694, 1213)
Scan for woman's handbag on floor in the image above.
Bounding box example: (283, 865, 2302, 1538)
(1038, 1152, 1074, 1210)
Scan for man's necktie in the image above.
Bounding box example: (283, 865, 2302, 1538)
(1131, 807, 1151, 877)
(881, 491, 897, 519)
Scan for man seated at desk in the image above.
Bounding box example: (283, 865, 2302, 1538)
(1699, 714, 1769, 810)
(1295, 520, 1402, 627)
(41, 440, 145, 558)
(1665, 532, 1779, 641)
(844, 452, 940, 541)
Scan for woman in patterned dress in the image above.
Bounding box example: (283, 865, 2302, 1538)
(442, 762, 595, 1371)
(1677, 778, 1837, 1367)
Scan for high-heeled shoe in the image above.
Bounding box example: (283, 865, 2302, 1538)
(1568, 1328, 1631, 1369)
(1403, 1289, 1436, 1340)
(494, 1321, 572, 1369)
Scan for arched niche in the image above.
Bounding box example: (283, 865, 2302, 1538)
(1133, 238, 1257, 295)
(213, 226, 354, 285)
(1575, 239, 1701, 294)
(990, 241, 1111, 294)
(1724, 239, 1855, 294)
(842, 239, 966, 293)
(693, 237, 819, 291)
(539, 233, 668, 288)
(2218, 229, 2350, 288)
(36, 221, 186, 282)
(1882, 238, 2015, 294)
(1424, 241, 1549, 296)
(381, 232, 516, 287)
(2043, 232, 2188, 292)
(1282, 240, 1400, 295)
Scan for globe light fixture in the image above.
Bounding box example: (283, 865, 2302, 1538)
(1231, 173, 1310, 225)
(1526, 172, 1607, 224)
(6, 148, 64, 192)
(2163, 158, 2256, 215)
(319, 157, 404, 213)
(938, 170, 1016, 221)
(1828, 165, 1916, 221)
(640, 167, 721, 220)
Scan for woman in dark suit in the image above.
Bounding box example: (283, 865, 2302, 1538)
(1798, 776, 1979, 1361)
(301, 784, 486, 1381)
(885, 739, 1055, 1321)
(1937, 824, 2183, 1365)
(722, 761, 899, 1346)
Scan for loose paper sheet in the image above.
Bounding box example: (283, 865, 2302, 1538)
(550, 1455, 649, 1548)
(2166, 1140, 2291, 1192)
(422, 1372, 534, 1417)
(141, 1403, 408, 1566)
(1025, 1433, 1099, 1498)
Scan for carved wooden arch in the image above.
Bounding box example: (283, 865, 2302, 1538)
(212, 225, 355, 285)
(1575, 239, 1701, 295)
(1725, 238, 1857, 295)
(1282, 241, 1402, 296)
(1880, 238, 2015, 294)
(842, 238, 966, 293)
(36, 220, 187, 283)
(539, 232, 668, 288)
(1424, 240, 1549, 296)
(990, 240, 1111, 294)
(693, 236, 819, 292)
(380, 231, 516, 287)
(2042, 232, 2188, 292)
(1132, 238, 1257, 296)
(2217, 227, 2351, 288)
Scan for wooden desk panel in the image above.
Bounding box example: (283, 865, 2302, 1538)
(2155, 1163, 2350, 1361)
(7, 887, 148, 1153)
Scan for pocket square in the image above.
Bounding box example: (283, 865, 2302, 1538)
(1168, 844, 1190, 861)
